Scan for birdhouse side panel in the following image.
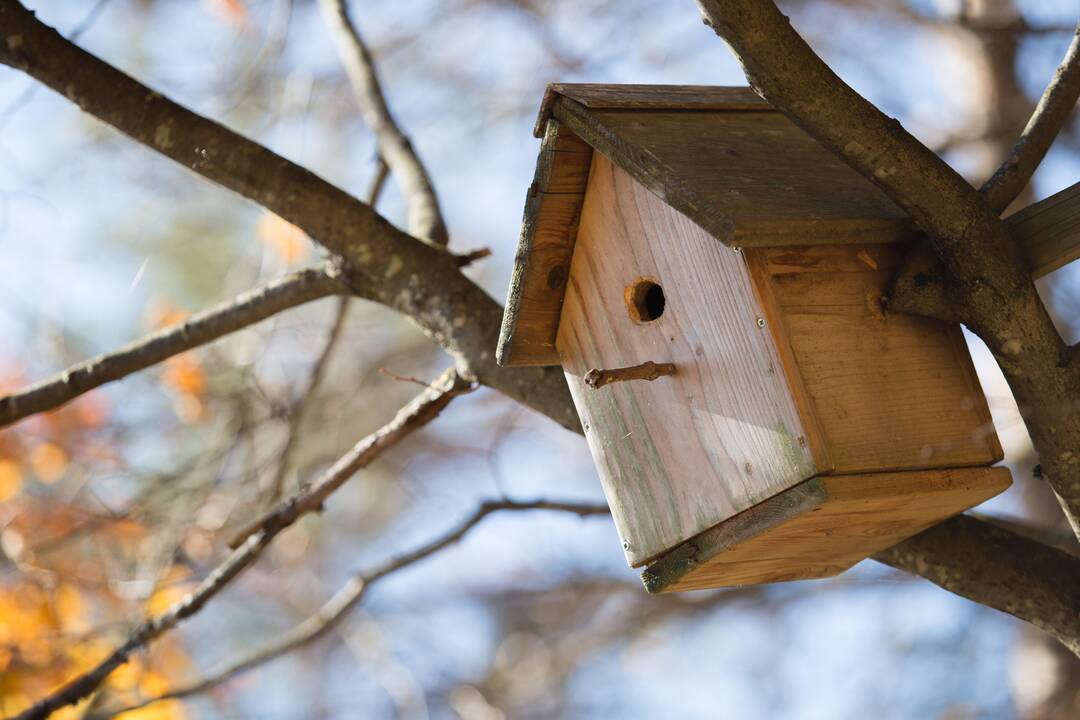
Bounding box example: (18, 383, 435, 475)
(556, 154, 818, 567)
(747, 244, 1003, 472)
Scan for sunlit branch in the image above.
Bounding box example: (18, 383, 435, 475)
(0, 263, 345, 428)
(99, 499, 610, 718)
(981, 23, 1080, 214)
(317, 0, 449, 246)
(13, 368, 472, 720)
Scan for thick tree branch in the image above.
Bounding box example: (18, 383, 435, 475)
(0, 263, 345, 428)
(317, 0, 449, 246)
(874, 514, 1080, 657)
(981, 24, 1080, 214)
(695, 0, 1080, 537)
(97, 499, 610, 718)
(12, 369, 471, 720)
(0, 0, 579, 431)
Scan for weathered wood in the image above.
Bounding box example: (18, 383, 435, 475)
(1005, 180, 1080, 278)
(557, 155, 817, 566)
(551, 96, 912, 247)
(750, 244, 1003, 473)
(533, 83, 769, 136)
(496, 119, 592, 367)
(643, 466, 1012, 592)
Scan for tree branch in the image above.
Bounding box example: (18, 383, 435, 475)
(981, 23, 1080, 214)
(695, 0, 1080, 538)
(0, 263, 345, 428)
(0, 0, 579, 431)
(12, 368, 472, 720)
(96, 499, 610, 718)
(317, 0, 449, 246)
(874, 514, 1080, 657)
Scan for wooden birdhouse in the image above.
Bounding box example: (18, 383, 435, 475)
(497, 84, 1011, 592)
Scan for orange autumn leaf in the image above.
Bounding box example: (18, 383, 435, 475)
(257, 211, 310, 264)
(0, 459, 23, 501)
(162, 354, 206, 397)
(145, 299, 189, 331)
(207, 0, 248, 26)
(29, 443, 68, 484)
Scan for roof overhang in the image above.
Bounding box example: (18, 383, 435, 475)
(497, 84, 913, 368)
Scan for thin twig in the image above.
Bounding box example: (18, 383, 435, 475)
(266, 158, 391, 501)
(981, 23, 1080, 214)
(230, 368, 473, 548)
(317, 0, 449, 246)
(13, 369, 472, 720)
(0, 263, 345, 428)
(99, 499, 609, 717)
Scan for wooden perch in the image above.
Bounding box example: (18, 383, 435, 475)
(584, 361, 676, 389)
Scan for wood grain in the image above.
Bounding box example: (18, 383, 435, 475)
(556, 155, 817, 566)
(1004, 180, 1080, 278)
(497, 119, 592, 367)
(643, 466, 1012, 592)
(533, 84, 768, 136)
(751, 244, 1003, 473)
(552, 97, 912, 247)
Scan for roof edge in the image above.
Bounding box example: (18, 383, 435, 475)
(533, 84, 772, 137)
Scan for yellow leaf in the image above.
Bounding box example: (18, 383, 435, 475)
(29, 443, 68, 484)
(54, 584, 89, 634)
(117, 698, 187, 720)
(0, 459, 22, 501)
(106, 656, 143, 692)
(257, 211, 309, 264)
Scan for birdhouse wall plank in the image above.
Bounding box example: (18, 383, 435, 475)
(556, 154, 819, 567)
(642, 466, 1012, 592)
(747, 245, 1003, 473)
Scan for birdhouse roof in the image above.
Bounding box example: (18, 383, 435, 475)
(497, 84, 913, 368)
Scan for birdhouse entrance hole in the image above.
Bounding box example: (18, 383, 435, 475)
(627, 278, 665, 323)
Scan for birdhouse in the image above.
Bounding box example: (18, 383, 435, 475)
(497, 84, 1011, 593)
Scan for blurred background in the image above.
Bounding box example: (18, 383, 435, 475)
(0, 0, 1078, 717)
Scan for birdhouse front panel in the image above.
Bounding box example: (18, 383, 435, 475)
(556, 153, 819, 567)
(497, 84, 1011, 592)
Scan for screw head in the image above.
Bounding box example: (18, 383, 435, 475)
(732, 246, 742, 253)
(756, 317, 766, 328)
(622, 541, 631, 550)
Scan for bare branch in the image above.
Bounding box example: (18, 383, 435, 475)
(267, 158, 392, 501)
(13, 369, 472, 720)
(230, 367, 474, 548)
(981, 24, 1080, 214)
(99, 499, 610, 718)
(694, 0, 1080, 538)
(265, 295, 352, 501)
(875, 514, 1080, 657)
(317, 0, 449, 246)
(0, 263, 344, 428)
(0, 0, 580, 431)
